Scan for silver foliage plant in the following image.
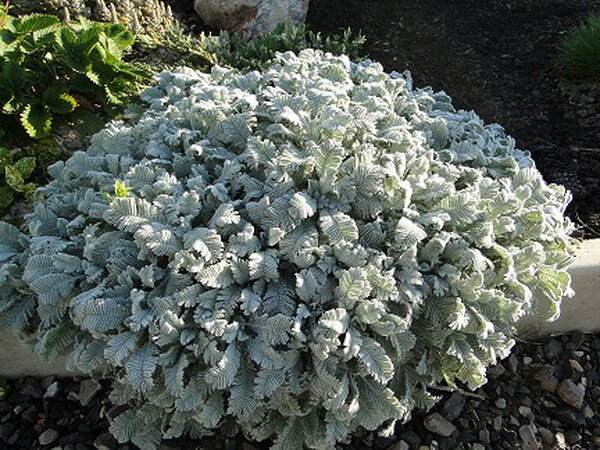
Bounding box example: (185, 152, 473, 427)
(0, 50, 575, 448)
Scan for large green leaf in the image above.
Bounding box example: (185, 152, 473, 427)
(20, 104, 52, 138)
(5, 164, 24, 191)
(101, 24, 134, 50)
(0, 185, 14, 208)
(57, 28, 93, 73)
(72, 109, 105, 134)
(0, 61, 26, 91)
(16, 15, 59, 35)
(42, 87, 77, 114)
(14, 156, 35, 179)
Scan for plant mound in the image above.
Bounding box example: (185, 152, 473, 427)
(0, 50, 575, 448)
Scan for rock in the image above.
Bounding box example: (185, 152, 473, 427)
(519, 425, 540, 450)
(534, 365, 559, 393)
(94, 432, 118, 450)
(549, 408, 585, 427)
(495, 398, 506, 409)
(540, 377, 559, 393)
(79, 379, 101, 407)
(569, 359, 584, 373)
(39, 429, 59, 446)
(423, 413, 457, 437)
(22, 405, 39, 423)
(399, 430, 421, 448)
(389, 441, 409, 450)
(519, 406, 533, 419)
(565, 430, 582, 444)
(492, 416, 503, 431)
(487, 363, 506, 378)
(544, 339, 563, 359)
(479, 429, 490, 444)
(537, 427, 554, 446)
(194, 0, 309, 36)
(0, 423, 14, 442)
(20, 378, 42, 399)
(472, 445, 485, 450)
(40, 376, 56, 390)
(570, 332, 585, 350)
(555, 432, 567, 449)
(556, 379, 585, 409)
(44, 382, 60, 399)
(442, 393, 465, 420)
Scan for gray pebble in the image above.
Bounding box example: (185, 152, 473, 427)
(79, 379, 102, 407)
(39, 428, 59, 446)
(557, 379, 585, 409)
(423, 413, 457, 437)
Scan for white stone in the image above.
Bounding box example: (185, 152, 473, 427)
(194, 0, 309, 36)
(0, 328, 80, 378)
(518, 238, 600, 337)
(1, 239, 599, 377)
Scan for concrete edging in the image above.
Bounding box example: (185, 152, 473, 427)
(1, 239, 598, 378)
(0, 329, 78, 378)
(518, 238, 600, 338)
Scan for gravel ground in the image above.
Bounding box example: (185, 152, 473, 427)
(1, 332, 599, 449)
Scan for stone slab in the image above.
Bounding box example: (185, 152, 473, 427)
(518, 238, 600, 337)
(0, 328, 80, 378)
(0, 240, 598, 377)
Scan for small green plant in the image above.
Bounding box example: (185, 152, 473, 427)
(0, 4, 150, 143)
(207, 22, 366, 71)
(0, 146, 36, 208)
(558, 15, 600, 81)
(0, 128, 61, 210)
(0, 378, 7, 398)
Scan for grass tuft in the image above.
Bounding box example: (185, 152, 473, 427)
(558, 15, 600, 81)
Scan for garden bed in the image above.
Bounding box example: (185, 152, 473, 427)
(308, 0, 600, 238)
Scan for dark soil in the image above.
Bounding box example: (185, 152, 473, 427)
(2, 333, 599, 449)
(308, 0, 600, 239)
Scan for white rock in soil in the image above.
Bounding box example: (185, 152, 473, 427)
(43, 381, 59, 399)
(194, 0, 309, 36)
(423, 413, 457, 437)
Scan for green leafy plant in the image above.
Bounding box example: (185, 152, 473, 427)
(0, 51, 576, 449)
(558, 14, 600, 81)
(0, 146, 37, 208)
(206, 22, 366, 71)
(0, 4, 150, 142)
(0, 378, 7, 398)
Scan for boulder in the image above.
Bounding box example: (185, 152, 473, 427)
(194, 0, 309, 36)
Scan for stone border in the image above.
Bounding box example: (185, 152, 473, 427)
(518, 239, 600, 337)
(0, 329, 80, 378)
(0, 239, 597, 377)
